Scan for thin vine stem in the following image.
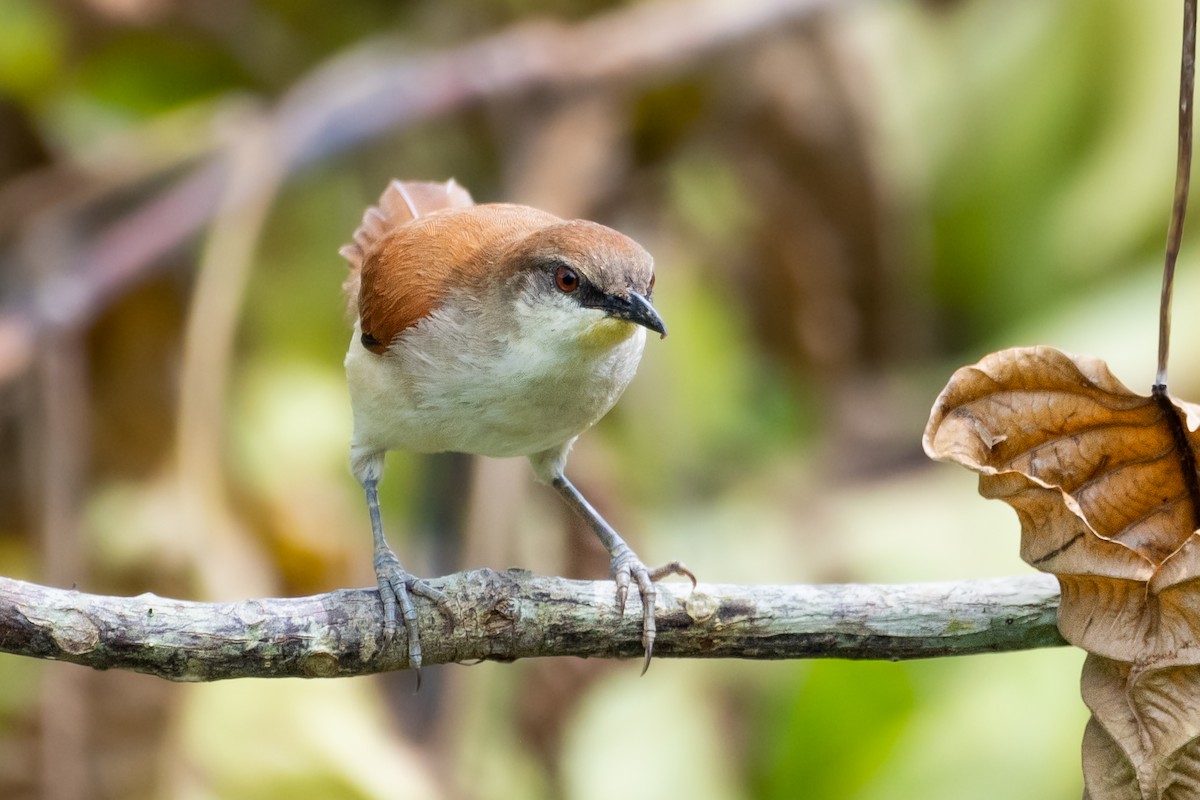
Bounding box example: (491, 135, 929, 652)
(1158, 0, 1197, 390)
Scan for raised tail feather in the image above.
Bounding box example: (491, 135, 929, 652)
(340, 179, 475, 313)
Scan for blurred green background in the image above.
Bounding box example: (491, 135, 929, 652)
(1, 0, 1194, 797)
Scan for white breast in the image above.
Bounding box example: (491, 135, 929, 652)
(344, 295, 646, 462)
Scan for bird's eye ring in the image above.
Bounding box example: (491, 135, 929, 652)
(554, 265, 580, 293)
(648, 272, 656, 295)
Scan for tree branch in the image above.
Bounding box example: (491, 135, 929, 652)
(0, 571, 1066, 681)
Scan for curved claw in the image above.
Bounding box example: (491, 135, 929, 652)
(633, 566, 658, 675)
(615, 575, 630, 615)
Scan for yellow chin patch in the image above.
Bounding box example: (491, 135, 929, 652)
(582, 317, 637, 348)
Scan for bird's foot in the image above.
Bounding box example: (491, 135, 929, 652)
(374, 546, 451, 681)
(609, 547, 696, 674)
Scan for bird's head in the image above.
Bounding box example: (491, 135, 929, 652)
(499, 219, 666, 349)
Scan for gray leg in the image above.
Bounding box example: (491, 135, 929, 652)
(363, 478, 449, 680)
(551, 475, 695, 673)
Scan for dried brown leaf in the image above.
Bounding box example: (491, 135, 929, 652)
(1081, 654, 1200, 799)
(924, 345, 1200, 797)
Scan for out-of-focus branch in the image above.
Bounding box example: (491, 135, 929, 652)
(0, 0, 842, 385)
(33, 328, 90, 800)
(172, 114, 285, 599)
(0, 572, 1066, 681)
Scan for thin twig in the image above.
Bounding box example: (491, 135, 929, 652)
(0, 572, 1066, 681)
(1157, 0, 1197, 389)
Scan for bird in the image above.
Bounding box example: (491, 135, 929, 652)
(339, 178, 694, 676)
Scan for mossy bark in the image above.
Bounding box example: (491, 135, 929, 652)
(0, 571, 1065, 681)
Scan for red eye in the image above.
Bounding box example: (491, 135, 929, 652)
(648, 273, 656, 294)
(555, 265, 579, 293)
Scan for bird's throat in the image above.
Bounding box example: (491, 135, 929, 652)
(582, 317, 638, 349)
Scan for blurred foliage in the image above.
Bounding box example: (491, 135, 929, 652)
(0, 0, 1191, 798)
(0, 0, 64, 102)
(752, 661, 917, 798)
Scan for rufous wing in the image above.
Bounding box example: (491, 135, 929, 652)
(354, 202, 563, 356)
(339, 179, 475, 319)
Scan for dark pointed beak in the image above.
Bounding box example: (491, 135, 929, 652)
(603, 291, 667, 338)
